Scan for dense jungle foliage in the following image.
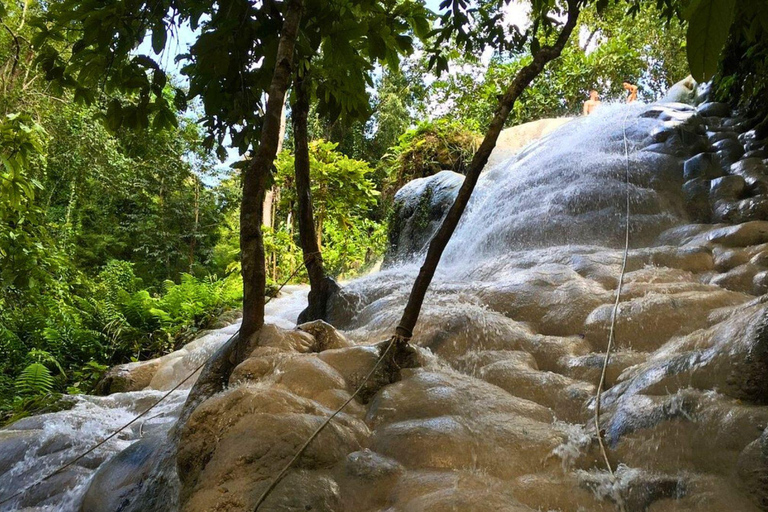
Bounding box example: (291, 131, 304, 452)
(1, 0, 766, 420)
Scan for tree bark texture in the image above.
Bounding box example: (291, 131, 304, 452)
(239, 0, 304, 350)
(292, 72, 340, 323)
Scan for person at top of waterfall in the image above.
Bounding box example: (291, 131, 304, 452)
(623, 79, 638, 103)
(583, 90, 601, 115)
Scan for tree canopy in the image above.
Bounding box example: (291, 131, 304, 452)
(1, 0, 768, 420)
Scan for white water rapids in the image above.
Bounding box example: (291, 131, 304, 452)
(0, 288, 308, 511)
(3, 99, 768, 511)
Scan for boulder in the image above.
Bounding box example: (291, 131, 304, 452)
(384, 171, 463, 266)
(697, 102, 730, 118)
(707, 221, 768, 247)
(94, 359, 161, 394)
(710, 175, 746, 202)
(81, 433, 178, 512)
(485, 117, 572, 169)
(660, 76, 697, 105)
(683, 153, 724, 181)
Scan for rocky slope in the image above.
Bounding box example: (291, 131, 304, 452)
(2, 81, 768, 512)
(173, 89, 768, 511)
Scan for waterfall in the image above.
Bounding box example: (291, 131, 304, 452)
(0, 289, 307, 511)
(3, 97, 768, 511)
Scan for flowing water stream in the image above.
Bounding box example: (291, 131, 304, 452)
(0, 288, 308, 511)
(3, 98, 768, 511)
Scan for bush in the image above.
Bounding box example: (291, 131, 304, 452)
(381, 119, 480, 196)
(0, 260, 241, 423)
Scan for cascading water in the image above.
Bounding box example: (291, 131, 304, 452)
(3, 92, 768, 512)
(0, 288, 308, 511)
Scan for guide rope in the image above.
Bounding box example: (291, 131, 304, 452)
(253, 333, 403, 511)
(0, 257, 313, 508)
(592, 107, 633, 512)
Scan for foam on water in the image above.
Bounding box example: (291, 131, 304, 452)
(0, 287, 307, 511)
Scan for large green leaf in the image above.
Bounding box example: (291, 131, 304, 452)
(686, 0, 737, 81)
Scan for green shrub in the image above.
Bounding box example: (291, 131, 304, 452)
(381, 119, 480, 196)
(0, 260, 242, 422)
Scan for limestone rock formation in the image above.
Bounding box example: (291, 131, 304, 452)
(5, 91, 768, 512)
(484, 117, 572, 169)
(384, 170, 464, 265)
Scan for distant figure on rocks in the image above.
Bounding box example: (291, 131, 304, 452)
(623, 79, 638, 103)
(583, 90, 601, 115)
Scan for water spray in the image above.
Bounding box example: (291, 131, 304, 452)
(592, 107, 633, 512)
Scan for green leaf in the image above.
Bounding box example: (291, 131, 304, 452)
(152, 24, 167, 54)
(173, 88, 188, 111)
(15, 363, 54, 396)
(105, 99, 123, 132)
(681, 0, 703, 20)
(686, 0, 736, 81)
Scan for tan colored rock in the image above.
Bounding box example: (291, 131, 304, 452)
(452, 350, 538, 376)
(606, 390, 768, 476)
(485, 118, 572, 169)
(477, 264, 612, 336)
(646, 474, 763, 511)
(749, 248, 768, 267)
(621, 267, 715, 300)
(561, 351, 648, 389)
(94, 359, 161, 394)
(707, 221, 768, 247)
(713, 246, 751, 271)
(387, 471, 534, 512)
(297, 319, 353, 351)
(512, 473, 616, 511)
(708, 262, 761, 293)
(628, 246, 714, 273)
(736, 430, 768, 509)
(477, 360, 595, 421)
(369, 413, 565, 481)
(753, 270, 768, 295)
(584, 290, 749, 352)
(365, 369, 555, 427)
(178, 386, 367, 511)
(253, 323, 316, 353)
(399, 303, 592, 372)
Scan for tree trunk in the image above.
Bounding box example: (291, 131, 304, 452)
(189, 176, 200, 273)
(239, 0, 304, 351)
(394, 0, 581, 342)
(263, 101, 286, 278)
(292, 72, 339, 323)
(176, 0, 305, 439)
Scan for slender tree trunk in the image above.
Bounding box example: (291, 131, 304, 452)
(64, 180, 77, 243)
(293, 72, 339, 323)
(190, 177, 199, 272)
(239, 0, 303, 350)
(394, 0, 581, 342)
(176, 0, 305, 443)
(263, 101, 286, 279)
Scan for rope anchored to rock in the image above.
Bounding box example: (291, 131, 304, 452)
(0, 256, 315, 509)
(592, 107, 633, 512)
(252, 333, 407, 511)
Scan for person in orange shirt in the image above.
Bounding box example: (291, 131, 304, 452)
(583, 90, 601, 115)
(623, 79, 638, 103)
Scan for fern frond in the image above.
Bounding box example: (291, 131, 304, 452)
(15, 363, 54, 396)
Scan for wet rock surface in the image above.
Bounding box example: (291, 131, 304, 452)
(164, 100, 768, 511)
(5, 94, 768, 511)
(384, 170, 464, 266)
